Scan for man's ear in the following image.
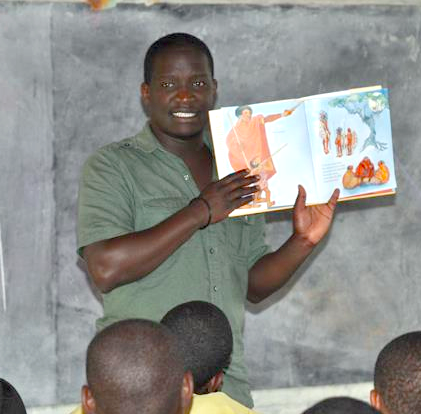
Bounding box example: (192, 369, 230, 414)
(370, 388, 383, 412)
(181, 371, 194, 413)
(82, 385, 96, 414)
(140, 82, 151, 117)
(206, 371, 224, 393)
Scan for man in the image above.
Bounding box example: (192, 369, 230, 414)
(370, 331, 421, 414)
(78, 32, 339, 407)
(162, 300, 258, 414)
(225, 105, 295, 208)
(79, 319, 193, 414)
(303, 397, 380, 414)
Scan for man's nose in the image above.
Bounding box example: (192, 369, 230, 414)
(175, 86, 194, 101)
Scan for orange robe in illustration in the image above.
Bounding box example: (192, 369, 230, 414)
(226, 114, 281, 180)
(355, 157, 375, 180)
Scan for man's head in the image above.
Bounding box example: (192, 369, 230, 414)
(143, 33, 214, 85)
(303, 397, 380, 414)
(141, 33, 217, 143)
(82, 319, 193, 414)
(370, 331, 421, 414)
(161, 301, 233, 394)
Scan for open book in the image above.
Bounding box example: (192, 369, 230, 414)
(209, 86, 396, 217)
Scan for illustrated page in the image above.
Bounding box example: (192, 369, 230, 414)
(209, 98, 318, 216)
(304, 88, 396, 203)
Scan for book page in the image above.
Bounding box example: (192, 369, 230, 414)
(209, 99, 318, 216)
(304, 87, 396, 203)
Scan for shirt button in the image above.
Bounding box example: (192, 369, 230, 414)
(213, 286, 218, 292)
(183, 174, 189, 181)
(209, 248, 215, 254)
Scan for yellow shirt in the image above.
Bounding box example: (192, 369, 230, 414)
(70, 392, 260, 414)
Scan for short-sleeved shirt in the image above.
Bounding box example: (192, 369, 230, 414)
(77, 124, 269, 407)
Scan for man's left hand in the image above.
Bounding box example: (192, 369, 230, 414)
(292, 185, 340, 247)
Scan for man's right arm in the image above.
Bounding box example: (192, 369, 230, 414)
(80, 162, 259, 294)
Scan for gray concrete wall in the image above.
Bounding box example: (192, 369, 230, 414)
(1, 2, 421, 407)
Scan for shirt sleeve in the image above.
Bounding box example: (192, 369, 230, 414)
(77, 146, 134, 256)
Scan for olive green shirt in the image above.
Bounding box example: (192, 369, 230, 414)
(77, 124, 269, 407)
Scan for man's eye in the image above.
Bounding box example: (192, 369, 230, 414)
(160, 81, 174, 88)
(192, 80, 206, 87)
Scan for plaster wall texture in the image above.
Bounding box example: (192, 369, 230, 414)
(1, 2, 421, 408)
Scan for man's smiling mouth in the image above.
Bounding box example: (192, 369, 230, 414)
(172, 112, 197, 118)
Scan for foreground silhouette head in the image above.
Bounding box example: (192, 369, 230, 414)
(161, 301, 233, 394)
(303, 397, 380, 414)
(82, 319, 193, 414)
(371, 331, 421, 414)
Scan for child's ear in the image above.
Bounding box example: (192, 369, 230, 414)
(82, 385, 96, 414)
(370, 388, 382, 411)
(181, 371, 194, 413)
(207, 371, 224, 393)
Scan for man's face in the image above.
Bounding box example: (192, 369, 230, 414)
(141, 46, 217, 142)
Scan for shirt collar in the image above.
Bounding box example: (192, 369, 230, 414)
(127, 122, 214, 154)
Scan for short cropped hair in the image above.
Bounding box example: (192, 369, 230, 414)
(143, 33, 214, 84)
(374, 331, 421, 414)
(86, 319, 185, 414)
(0, 379, 26, 414)
(161, 301, 233, 392)
(303, 397, 380, 414)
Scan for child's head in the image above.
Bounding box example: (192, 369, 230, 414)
(161, 301, 233, 394)
(303, 397, 380, 414)
(371, 331, 421, 414)
(82, 319, 192, 414)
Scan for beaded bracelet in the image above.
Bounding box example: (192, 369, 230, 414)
(190, 196, 212, 229)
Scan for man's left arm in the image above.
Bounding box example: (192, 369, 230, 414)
(247, 185, 340, 303)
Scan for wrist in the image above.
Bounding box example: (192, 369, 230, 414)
(189, 197, 212, 229)
(289, 231, 316, 251)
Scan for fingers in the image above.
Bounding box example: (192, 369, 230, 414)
(294, 184, 307, 211)
(328, 188, 340, 210)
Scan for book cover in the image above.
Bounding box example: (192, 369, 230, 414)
(209, 86, 396, 217)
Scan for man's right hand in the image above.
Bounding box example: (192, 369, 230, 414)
(197, 169, 260, 225)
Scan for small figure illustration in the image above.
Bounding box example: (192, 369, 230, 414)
(371, 160, 390, 184)
(355, 156, 375, 183)
(342, 158, 390, 189)
(346, 127, 357, 156)
(342, 165, 362, 189)
(335, 127, 343, 157)
(319, 111, 331, 154)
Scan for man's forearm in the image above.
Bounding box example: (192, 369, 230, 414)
(83, 200, 208, 293)
(247, 233, 315, 303)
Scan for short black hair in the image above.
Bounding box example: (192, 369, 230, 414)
(0, 379, 26, 414)
(161, 301, 232, 392)
(302, 397, 380, 414)
(143, 33, 214, 84)
(374, 331, 421, 414)
(86, 319, 185, 414)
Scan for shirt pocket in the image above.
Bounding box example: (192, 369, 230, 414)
(226, 216, 252, 263)
(136, 195, 188, 230)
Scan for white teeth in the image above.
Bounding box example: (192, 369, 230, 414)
(173, 112, 196, 118)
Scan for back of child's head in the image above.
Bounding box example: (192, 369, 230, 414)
(0, 378, 27, 414)
(161, 301, 233, 393)
(85, 318, 189, 414)
(373, 331, 421, 414)
(303, 397, 380, 414)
